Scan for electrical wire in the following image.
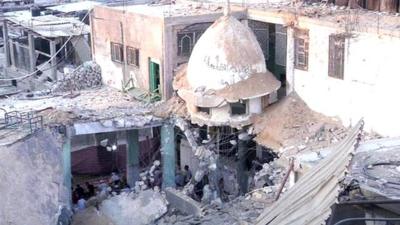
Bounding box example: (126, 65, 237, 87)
(0, 9, 91, 81)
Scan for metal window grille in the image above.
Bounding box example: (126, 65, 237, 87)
(110, 42, 123, 63)
(294, 29, 309, 71)
(127, 46, 140, 67)
(177, 33, 193, 57)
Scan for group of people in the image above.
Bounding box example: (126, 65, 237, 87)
(72, 172, 129, 212)
(72, 182, 95, 204)
(72, 182, 96, 211)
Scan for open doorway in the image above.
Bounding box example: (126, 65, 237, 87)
(249, 20, 287, 99)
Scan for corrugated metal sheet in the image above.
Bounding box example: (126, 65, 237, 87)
(255, 120, 364, 225)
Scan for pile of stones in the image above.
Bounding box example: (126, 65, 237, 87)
(52, 61, 102, 93)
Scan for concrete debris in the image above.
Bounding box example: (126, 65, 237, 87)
(100, 190, 168, 225)
(72, 207, 114, 225)
(165, 187, 203, 216)
(253, 162, 285, 189)
(134, 160, 162, 192)
(157, 194, 268, 225)
(174, 117, 218, 169)
(1, 86, 159, 126)
(152, 96, 188, 119)
(52, 61, 102, 93)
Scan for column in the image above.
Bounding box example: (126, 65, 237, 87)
(2, 21, 10, 69)
(49, 39, 57, 80)
(126, 129, 140, 187)
(28, 33, 35, 72)
(237, 132, 250, 195)
(9, 39, 15, 68)
(62, 137, 72, 208)
(161, 123, 176, 189)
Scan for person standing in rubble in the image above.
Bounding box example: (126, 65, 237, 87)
(182, 165, 192, 184)
(110, 172, 120, 185)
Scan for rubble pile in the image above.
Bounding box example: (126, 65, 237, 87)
(100, 190, 168, 225)
(152, 96, 188, 119)
(52, 61, 102, 93)
(253, 93, 347, 156)
(253, 162, 285, 189)
(157, 195, 269, 225)
(134, 160, 162, 191)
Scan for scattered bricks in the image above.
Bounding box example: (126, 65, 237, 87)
(164, 187, 203, 217)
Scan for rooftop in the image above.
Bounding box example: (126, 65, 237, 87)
(0, 86, 165, 144)
(47, 1, 103, 13)
(247, 2, 400, 36)
(4, 10, 90, 38)
(112, 2, 226, 18)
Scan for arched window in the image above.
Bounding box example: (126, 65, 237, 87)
(178, 34, 192, 56)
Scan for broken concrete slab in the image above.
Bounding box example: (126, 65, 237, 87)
(100, 190, 168, 225)
(165, 187, 203, 217)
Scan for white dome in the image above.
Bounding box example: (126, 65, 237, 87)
(186, 16, 267, 91)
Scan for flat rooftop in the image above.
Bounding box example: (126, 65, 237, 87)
(112, 2, 226, 18)
(247, 2, 400, 35)
(4, 10, 90, 38)
(47, 1, 103, 13)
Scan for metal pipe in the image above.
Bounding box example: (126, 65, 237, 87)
(333, 217, 400, 225)
(275, 158, 294, 201)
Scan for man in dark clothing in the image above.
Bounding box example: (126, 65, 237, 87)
(193, 175, 208, 201)
(183, 165, 192, 184)
(75, 184, 85, 199)
(86, 182, 95, 198)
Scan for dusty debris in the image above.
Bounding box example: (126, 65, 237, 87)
(152, 96, 188, 119)
(164, 187, 203, 216)
(157, 194, 269, 225)
(72, 207, 114, 225)
(100, 190, 168, 225)
(0, 86, 160, 127)
(253, 93, 346, 155)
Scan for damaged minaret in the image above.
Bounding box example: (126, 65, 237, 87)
(173, 3, 281, 196)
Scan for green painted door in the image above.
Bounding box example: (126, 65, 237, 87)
(149, 60, 160, 95)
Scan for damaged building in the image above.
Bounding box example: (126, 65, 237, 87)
(1, 0, 400, 225)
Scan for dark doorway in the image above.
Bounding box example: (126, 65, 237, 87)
(249, 20, 287, 99)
